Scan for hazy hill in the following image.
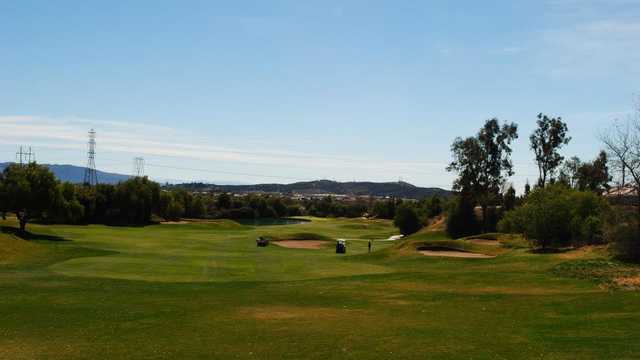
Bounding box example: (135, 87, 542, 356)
(0, 163, 452, 198)
(171, 180, 452, 199)
(0, 163, 130, 184)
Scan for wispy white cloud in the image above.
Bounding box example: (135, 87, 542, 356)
(0, 115, 453, 179)
(537, 0, 640, 78)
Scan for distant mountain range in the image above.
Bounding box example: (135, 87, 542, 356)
(0, 163, 451, 199)
(170, 180, 452, 199)
(0, 163, 131, 184)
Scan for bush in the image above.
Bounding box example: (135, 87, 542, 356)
(603, 208, 640, 262)
(497, 208, 527, 234)
(165, 199, 185, 221)
(498, 184, 608, 249)
(220, 207, 256, 219)
(394, 206, 423, 236)
(286, 205, 303, 217)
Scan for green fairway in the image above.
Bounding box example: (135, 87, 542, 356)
(1, 217, 640, 359)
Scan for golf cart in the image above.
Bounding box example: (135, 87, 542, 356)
(336, 239, 346, 254)
(256, 236, 269, 247)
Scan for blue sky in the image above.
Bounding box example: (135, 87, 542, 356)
(1, 0, 638, 190)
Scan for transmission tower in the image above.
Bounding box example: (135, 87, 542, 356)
(133, 157, 145, 177)
(16, 146, 35, 166)
(83, 129, 98, 186)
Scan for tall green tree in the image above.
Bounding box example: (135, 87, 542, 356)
(447, 118, 518, 232)
(112, 177, 160, 225)
(530, 114, 571, 187)
(0, 171, 6, 220)
(216, 192, 232, 210)
(576, 151, 611, 193)
(558, 156, 582, 188)
(1, 163, 59, 231)
(524, 181, 531, 197)
(503, 186, 517, 211)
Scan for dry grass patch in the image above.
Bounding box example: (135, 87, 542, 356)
(426, 216, 445, 232)
(613, 276, 640, 290)
(466, 239, 501, 247)
(383, 281, 596, 296)
(237, 306, 364, 321)
(419, 250, 495, 259)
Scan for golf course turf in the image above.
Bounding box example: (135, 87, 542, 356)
(1, 216, 640, 359)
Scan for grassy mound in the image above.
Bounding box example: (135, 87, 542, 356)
(389, 230, 510, 258)
(0, 227, 112, 268)
(0, 231, 44, 266)
(552, 259, 640, 290)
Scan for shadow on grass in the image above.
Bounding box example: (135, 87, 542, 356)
(1, 226, 70, 242)
(529, 247, 573, 254)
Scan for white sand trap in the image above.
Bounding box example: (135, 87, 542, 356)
(273, 240, 327, 249)
(419, 250, 495, 259)
(467, 239, 501, 246)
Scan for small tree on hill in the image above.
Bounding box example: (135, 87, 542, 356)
(2, 163, 59, 231)
(394, 206, 423, 236)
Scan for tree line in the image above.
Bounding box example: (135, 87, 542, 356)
(0, 163, 444, 233)
(445, 103, 640, 261)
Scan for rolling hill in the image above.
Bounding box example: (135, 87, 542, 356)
(171, 180, 452, 199)
(0, 163, 131, 184)
(0, 163, 451, 198)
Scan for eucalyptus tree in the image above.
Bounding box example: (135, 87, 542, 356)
(447, 118, 518, 232)
(530, 114, 571, 187)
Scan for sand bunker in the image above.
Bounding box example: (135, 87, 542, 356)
(467, 239, 501, 246)
(273, 240, 327, 249)
(419, 250, 495, 259)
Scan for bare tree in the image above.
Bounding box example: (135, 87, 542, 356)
(600, 99, 640, 225)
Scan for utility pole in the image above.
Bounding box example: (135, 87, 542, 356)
(133, 157, 145, 177)
(83, 129, 98, 186)
(16, 146, 35, 166)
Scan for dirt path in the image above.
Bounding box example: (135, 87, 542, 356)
(273, 241, 327, 249)
(419, 250, 495, 259)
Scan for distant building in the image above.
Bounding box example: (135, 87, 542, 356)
(604, 185, 638, 206)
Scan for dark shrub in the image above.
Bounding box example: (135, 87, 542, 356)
(394, 206, 423, 236)
(446, 195, 479, 239)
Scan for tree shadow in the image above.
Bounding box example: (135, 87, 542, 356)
(0, 226, 71, 242)
(528, 247, 573, 254)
